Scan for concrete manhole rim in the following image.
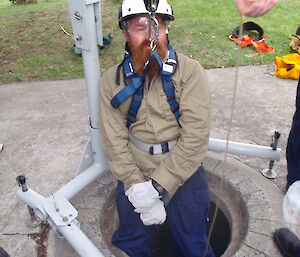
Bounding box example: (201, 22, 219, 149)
(205, 152, 284, 256)
(47, 152, 285, 257)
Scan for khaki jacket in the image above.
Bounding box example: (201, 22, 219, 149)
(99, 52, 211, 196)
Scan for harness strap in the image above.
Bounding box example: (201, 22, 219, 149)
(112, 43, 180, 128)
(127, 83, 144, 128)
(151, 46, 181, 127)
(232, 21, 264, 42)
(251, 40, 274, 54)
(111, 76, 143, 108)
(229, 21, 274, 55)
(128, 131, 176, 155)
(230, 35, 261, 47)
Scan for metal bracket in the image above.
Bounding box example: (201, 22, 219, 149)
(76, 137, 94, 176)
(68, 0, 90, 50)
(44, 195, 78, 227)
(68, 0, 103, 50)
(262, 131, 281, 179)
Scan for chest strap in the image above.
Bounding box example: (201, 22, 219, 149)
(111, 52, 144, 109)
(127, 85, 144, 128)
(128, 131, 176, 155)
(111, 44, 180, 128)
(151, 45, 180, 125)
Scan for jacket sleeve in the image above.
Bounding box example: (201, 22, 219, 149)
(150, 60, 211, 196)
(99, 69, 145, 190)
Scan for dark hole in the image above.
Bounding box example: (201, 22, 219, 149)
(207, 201, 232, 256)
(150, 201, 231, 257)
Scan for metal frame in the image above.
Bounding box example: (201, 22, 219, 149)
(15, 0, 282, 256)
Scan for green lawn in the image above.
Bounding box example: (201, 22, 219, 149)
(0, 0, 299, 84)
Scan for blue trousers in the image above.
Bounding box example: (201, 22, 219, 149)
(286, 76, 300, 189)
(112, 166, 215, 257)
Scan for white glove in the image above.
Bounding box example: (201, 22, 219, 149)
(140, 199, 167, 226)
(125, 181, 159, 213)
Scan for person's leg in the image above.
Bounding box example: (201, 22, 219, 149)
(167, 166, 215, 257)
(273, 228, 300, 257)
(112, 181, 156, 257)
(0, 247, 10, 257)
(286, 76, 300, 189)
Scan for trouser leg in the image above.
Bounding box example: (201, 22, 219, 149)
(112, 181, 156, 257)
(286, 76, 300, 189)
(166, 166, 215, 257)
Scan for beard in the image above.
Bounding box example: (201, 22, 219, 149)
(129, 36, 168, 79)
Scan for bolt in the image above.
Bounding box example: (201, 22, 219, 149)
(62, 216, 68, 222)
(74, 11, 82, 20)
(16, 175, 28, 192)
(76, 35, 83, 41)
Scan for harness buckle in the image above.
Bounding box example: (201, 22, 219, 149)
(161, 142, 170, 154)
(149, 142, 170, 155)
(167, 95, 175, 101)
(127, 110, 137, 123)
(162, 63, 173, 74)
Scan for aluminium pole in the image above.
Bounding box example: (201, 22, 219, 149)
(72, 0, 109, 167)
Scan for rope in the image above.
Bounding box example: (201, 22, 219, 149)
(202, 14, 244, 257)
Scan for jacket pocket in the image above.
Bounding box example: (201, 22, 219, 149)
(159, 88, 176, 122)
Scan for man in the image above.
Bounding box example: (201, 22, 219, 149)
(286, 50, 300, 190)
(236, 0, 300, 189)
(99, 0, 215, 256)
(0, 247, 10, 257)
(235, 1, 300, 256)
(273, 75, 300, 257)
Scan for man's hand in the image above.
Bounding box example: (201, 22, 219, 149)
(235, 0, 277, 17)
(125, 180, 159, 212)
(140, 199, 166, 226)
(125, 180, 167, 225)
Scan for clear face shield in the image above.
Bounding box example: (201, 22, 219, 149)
(126, 15, 168, 49)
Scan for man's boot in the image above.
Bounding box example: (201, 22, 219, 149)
(273, 228, 300, 257)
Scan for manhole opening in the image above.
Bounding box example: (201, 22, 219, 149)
(150, 200, 231, 257)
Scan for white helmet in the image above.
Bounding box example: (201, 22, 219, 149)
(119, 0, 174, 29)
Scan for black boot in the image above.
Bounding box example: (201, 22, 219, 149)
(273, 228, 300, 257)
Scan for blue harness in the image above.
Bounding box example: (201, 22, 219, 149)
(111, 44, 181, 128)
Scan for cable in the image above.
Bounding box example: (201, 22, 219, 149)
(202, 14, 244, 257)
(57, 9, 75, 40)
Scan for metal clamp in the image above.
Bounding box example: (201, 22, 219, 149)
(261, 131, 281, 179)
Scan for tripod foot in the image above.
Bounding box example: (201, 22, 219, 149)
(261, 168, 277, 179)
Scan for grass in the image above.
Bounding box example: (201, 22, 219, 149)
(0, 0, 299, 84)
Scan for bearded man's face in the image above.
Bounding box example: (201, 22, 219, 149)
(124, 15, 168, 76)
